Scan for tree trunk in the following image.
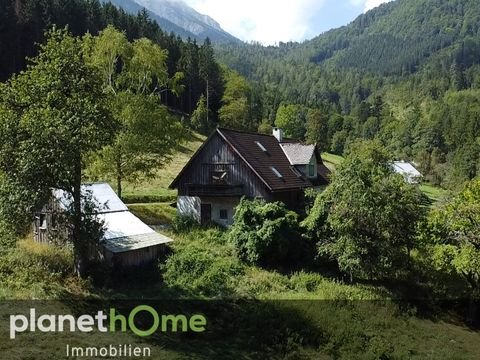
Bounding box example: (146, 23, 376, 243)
(467, 296, 478, 326)
(72, 158, 87, 278)
(466, 283, 479, 326)
(117, 175, 122, 199)
(116, 157, 122, 199)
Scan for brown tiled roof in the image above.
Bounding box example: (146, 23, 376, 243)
(217, 128, 311, 192)
(170, 128, 330, 192)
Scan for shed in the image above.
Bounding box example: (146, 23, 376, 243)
(33, 183, 173, 268)
(392, 161, 423, 184)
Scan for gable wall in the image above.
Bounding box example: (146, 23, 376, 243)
(176, 133, 270, 199)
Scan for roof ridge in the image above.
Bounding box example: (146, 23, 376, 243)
(217, 127, 275, 137)
(217, 127, 301, 143)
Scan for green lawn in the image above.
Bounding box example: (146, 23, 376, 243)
(420, 183, 450, 203)
(321, 152, 344, 172)
(128, 202, 176, 225)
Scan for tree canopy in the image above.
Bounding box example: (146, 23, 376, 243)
(0, 28, 117, 275)
(302, 141, 427, 280)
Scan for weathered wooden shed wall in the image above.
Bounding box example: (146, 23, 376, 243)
(33, 197, 70, 245)
(104, 244, 166, 268)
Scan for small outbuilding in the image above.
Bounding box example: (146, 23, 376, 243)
(392, 161, 423, 184)
(33, 183, 172, 268)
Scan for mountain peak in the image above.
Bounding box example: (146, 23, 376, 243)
(107, 0, 238, 42)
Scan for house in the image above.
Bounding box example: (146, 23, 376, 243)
(169, 127, 331, 226)
(33, 183, 172, 267)
(392, 161, 423, 184)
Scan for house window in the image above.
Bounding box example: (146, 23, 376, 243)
(291, 166, 304, 179)
(51, 213, 57, 230)
(219, 209, 228, 220)
(308, 164, 315, 177)
(39, 214, 47, 229)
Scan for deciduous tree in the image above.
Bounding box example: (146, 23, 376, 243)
(302, 141, 426, 280)
(0, 28, 116, 276)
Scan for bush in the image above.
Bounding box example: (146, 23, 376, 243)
(236, 268, 291, 297)
(122, 194, 176, 204)
(0, 239, 73, 297)
(0, 220, 17, 251)
(161, 229, 243, 297)
(228, 199, 311, 268)
(172, 214, 200, 233)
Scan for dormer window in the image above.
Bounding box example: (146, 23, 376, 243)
(255, 141, 267, 153)
(271, 166, 283, 179)
(308, 164, 315, 177)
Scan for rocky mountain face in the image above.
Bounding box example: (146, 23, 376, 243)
(104, 0, 239, 43)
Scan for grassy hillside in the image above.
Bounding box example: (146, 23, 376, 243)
(119, 132, 206, 204)
(1, 229, 479, 359)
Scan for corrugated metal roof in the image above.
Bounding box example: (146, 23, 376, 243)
(280, 143, 316, 165)
(393, 161, 423, 183)
(53, 184, 173, 253)
(101, 233, 173, 253)
(53, 183, 128, 214)
(99, 211, 155, 240)
(393, 161, 422, 177)
(98, 211, 172, 253)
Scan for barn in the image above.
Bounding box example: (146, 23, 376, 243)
(33, 183, 172, 268)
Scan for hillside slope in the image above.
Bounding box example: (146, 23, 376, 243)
(104, 0, 240, 43)
(214, 0, 480, 188)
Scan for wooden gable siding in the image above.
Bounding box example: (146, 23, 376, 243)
(177, 133, 269, 199)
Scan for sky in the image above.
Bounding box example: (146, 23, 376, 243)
(183, 0, 394, 45)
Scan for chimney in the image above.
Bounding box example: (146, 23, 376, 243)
(273, 128, 283, 142)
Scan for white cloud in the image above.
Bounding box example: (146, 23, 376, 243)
(184, 0, 326, 45)
(363, 0, 393, 12)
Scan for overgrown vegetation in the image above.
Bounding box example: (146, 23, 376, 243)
(304, 141, 428, 280)
(0, 239, 77, 299)
(227, 199, 310, 268)
(0, 0, 479, 357)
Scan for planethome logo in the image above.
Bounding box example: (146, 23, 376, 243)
(9, 305, 207, 339)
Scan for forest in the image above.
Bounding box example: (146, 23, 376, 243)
(3, 0, 479, 190)
(0, 0, 479, 358)
(215, 0, 480, 189)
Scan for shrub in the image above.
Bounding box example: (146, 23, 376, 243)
(0, 239, 73, 297)
(227, 199, 310, 268)
(172, 214, 200, 233)
(0, 220, 17, 251)
(161, 230, 243, 297)
(236, 268, 291, 297)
